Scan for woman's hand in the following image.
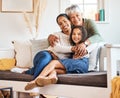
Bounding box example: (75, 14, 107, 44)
(48, 34, 59, 47)
(71, 46, 77, 52)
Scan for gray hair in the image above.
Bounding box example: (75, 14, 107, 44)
(65, 4, 81, 16)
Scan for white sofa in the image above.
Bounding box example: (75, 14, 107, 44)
(0, 39, 119, 98)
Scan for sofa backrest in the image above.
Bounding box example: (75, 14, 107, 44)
(12, 39, 49, 68)
(99, 45, 107, 71)
(88, 43, 106, 71)
(30, 40, 107, 72)
(11, 39, 106, 71)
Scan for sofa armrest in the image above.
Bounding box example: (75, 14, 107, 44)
(104, 44, 120, 93)
(105, 44, 120, 78)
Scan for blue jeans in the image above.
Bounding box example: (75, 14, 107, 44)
(25, 51, 52, 79)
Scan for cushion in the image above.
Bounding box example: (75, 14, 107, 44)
(88, 43, 102, 71)
(13, 40, 32, 68)
(0, 70, 33, 82)
(0, 58, 15, 70)
(13, 39, 49, 68)
(0, 70, 107, 87)
(57, 71, 107, 87)
(30, 39, 49, 62)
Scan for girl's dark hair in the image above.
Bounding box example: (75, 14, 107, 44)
(70, 26, 87, 45)
(56, 13, 70, 24)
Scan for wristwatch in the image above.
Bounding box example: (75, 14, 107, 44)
(84, 41, 88, 47)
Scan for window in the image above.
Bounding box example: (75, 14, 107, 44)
(60, 0, 109, 23)
(70, 0, 97, 20)
(70, 0, 107, 22)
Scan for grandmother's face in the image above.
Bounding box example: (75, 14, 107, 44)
(69, 12, 83, 26)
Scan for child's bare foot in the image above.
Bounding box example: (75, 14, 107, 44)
(25, 81, 37, 90)
(36, 77, 58, 87)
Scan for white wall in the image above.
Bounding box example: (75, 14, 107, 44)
(96, 0, 120, 44)
(0, 0, 60, 48)
(0, 0, 120, 48)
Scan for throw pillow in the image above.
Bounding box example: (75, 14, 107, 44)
(88, 43, 101, 71)
(0, 58, 15, 70)
(13, 40, 32, 68)
(30, 39, 49, 62)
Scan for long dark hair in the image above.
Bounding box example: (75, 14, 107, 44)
(56, 13, 70, 24)
(70, 26, 87, 45)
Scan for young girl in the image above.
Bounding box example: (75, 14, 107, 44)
(70, 26, 88, 59)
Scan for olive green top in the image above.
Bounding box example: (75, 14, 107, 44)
(83, 19, 104, 43)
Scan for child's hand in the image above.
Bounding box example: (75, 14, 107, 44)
(73, 48, 88, 59)
(75, 43, 87, 57)
(73, 53, 82, 59)
(71, 46, 78, 52)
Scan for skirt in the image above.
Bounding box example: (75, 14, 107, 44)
(59, 57, 89, 73)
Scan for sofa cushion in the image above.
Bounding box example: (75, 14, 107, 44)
(57, 71, 107, 87)
(12, 39, 49, 69)
(30, 39, 49, 63)
(0, 71, 107, 87)
(13, 40, 32, 68)
(0, 70, 33, 82)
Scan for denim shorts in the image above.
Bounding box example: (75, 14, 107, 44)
(59, 57, 89, 73)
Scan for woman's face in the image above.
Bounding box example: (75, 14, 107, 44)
(57, 16, 71, 35)
(72, 28, 82, 45)
(69, 12, 83, 26)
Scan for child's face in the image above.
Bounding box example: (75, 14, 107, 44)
(72, 28, 82, 45)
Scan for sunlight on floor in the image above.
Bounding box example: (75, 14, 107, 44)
(44, 95, 57, 98)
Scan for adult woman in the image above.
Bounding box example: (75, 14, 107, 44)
(24, 13, 72, 79)
(48, 4, 103, 58)
(25, 13, 73, 90)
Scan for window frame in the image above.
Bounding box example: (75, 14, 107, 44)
(59, 0, 109, 23)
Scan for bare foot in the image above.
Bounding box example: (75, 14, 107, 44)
(25, 81, 37, 90)
(36, 77, 58, 86)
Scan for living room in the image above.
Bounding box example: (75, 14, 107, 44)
(0, 0, 120, 47)
(0, 0, 120, 98)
